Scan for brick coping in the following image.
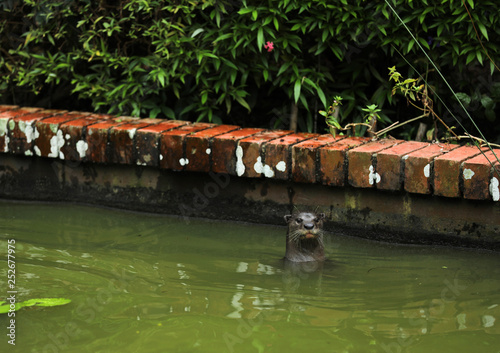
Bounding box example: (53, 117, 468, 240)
(0, 105, 499, 202)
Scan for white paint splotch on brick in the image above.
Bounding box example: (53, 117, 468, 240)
(0, 119, 8, 137)
(254, 157, 264, 174)
(48, 130, 65, 159)
(253, 156, 274, 178)
(368, 165, 380, 185)
(235, 145, 245, 176)
(76, 140, 88, 159)
(4, 135, 9, 152)
(490, 177, 499, 201)
(423, 164, 431, 178)
(276, 161, 286, 172)
(263, 165, 274, 178)
(463, 168, 475, 180)
(24, 121, 39, 143)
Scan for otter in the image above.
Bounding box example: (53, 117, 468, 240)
(284, 212, 326, 262)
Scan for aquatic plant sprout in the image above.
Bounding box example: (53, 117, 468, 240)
(383, 0, 500, 174)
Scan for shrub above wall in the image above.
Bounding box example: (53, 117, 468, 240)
(0, 0, 499, 141)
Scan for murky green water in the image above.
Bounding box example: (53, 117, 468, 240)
(0, 201, 499, 353)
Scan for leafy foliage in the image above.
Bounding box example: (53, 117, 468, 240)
(0, 0, 499, 139)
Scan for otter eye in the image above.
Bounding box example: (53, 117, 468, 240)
(296, 218, 303, 223)
(314, 218, 320, 222)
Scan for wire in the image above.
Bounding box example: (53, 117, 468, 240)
(383, 0, 500, 174)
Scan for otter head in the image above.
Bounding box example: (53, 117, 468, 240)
(284, 212, 326, 262)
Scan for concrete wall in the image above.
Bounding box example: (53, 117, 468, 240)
(1, 106, 499, 249)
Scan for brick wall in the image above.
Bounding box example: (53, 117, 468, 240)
(1, 105, 499, 202)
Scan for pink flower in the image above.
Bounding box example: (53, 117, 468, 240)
(264, 41, 274, 52)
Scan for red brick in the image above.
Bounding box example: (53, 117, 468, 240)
(58, 115, 110, 162)
(0, 105, 19, 112)
(433, 146, 484, 198)
(291, 134, 341, 183)
(319, 137, 369, 186)
(263, 133, 318, 180)
(160, 123, 214, 171)
(85, 119, 128, 163)
(135, 120, 189, 167)
(347, 139, 401, 188)
(237, 130, 293, 178)
(33, 113, 83, 159)
(184, 125, 239, 172)
(109, 120, 157, 164)
(462, 149, 500, 200)
(7, 111, 61, 156)
(211, 128, 264, 175)
(376, 141, 428, 191)
(0, 107, 46, 152)
(0, 107, 43, 118)
(404, 143, 458, 194)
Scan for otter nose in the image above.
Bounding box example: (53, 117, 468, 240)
(304, 223, 314, 230)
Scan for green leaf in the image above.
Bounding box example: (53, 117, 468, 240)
(417, 37, 430, 50)
(485, 109, 496, 122)
(303, 77, 317, 90)
(191, 28, 204, 38)
(251, 9, 258, 21)
(235, 95, 251, 112)
(481, 95, 494, 110)
(257, 27, 264, 52)
(466, 52, 476, 65)
(237, 8, 254, 15)
(476, 51, 483, 65)
(476, 22, 489, 41)
(163, 106, 176, 119)
(22, 298, 71, 307)
(294, 78, 301, 103)
(277, 61, 291, 76)
(381, 6, 389, 19)
(262, 16, 272, 26)
(0, 298, 71, 314)
(316, 86, 327, 108)
(406, 39, 415, 54)
(273, 17, 279, 31)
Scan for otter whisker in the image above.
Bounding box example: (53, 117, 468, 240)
(284, 211, 326, 262)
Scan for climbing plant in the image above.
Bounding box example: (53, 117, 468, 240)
(0, 0, 499, 140)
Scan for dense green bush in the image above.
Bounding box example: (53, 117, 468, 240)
(1, 0, 499, 140)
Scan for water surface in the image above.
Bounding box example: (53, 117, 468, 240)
(0, 201, 499, 352)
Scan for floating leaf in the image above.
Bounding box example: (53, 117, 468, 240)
(22, 298, 71, 307)
(0, 298, 71, 314)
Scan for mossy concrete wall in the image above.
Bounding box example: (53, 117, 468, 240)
(1, 106, 499, 250)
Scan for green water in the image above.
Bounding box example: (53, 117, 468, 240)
(0, 201, 499, 353)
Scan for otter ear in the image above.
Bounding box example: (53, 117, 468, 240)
(284, 215, 292, 223)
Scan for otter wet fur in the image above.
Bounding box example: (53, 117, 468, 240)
(284, 212, 326, 262)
